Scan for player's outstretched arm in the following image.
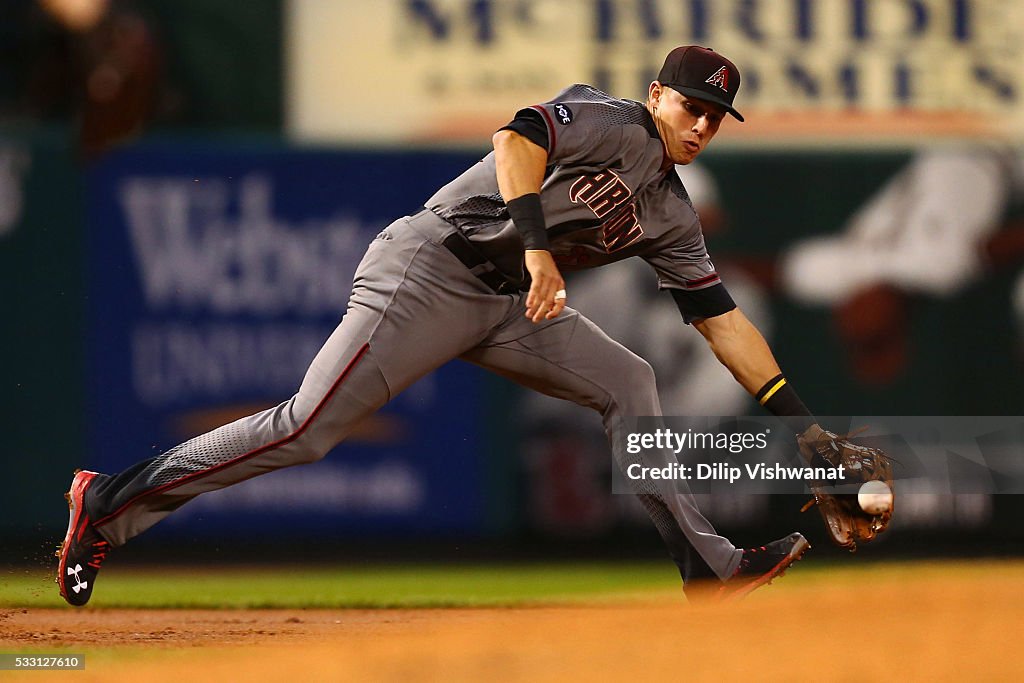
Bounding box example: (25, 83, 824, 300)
(694, 307, 896, 551)
(492, 130, 566, 322)
(693, 308, 816, 435)
(692, 307, 782, 395)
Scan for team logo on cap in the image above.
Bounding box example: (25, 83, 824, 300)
(705, 66, 729, 92)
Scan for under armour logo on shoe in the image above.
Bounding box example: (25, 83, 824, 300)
(706, 66, 729, 92)
(67, 563, 88, 593)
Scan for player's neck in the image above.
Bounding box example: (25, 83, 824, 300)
(646, 102, 675, 172)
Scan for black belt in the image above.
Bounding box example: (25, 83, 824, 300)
(414, 206, 522, 295)
(441, 231, 523, 295)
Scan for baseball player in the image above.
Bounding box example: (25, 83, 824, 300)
(58, 46, 819, 607)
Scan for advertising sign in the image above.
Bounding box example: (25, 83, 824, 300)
(289, 0, 1024, 145)
(86, 144, 490, 536)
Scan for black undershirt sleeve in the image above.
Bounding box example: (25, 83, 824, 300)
(498, 108, 549, 152)
(670, 284, 737, 324)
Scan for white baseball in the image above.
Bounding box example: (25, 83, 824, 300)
(858, 480, 893, 515)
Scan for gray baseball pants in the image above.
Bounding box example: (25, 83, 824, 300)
(85, 209, 742, 582)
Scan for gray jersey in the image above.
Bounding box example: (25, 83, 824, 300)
(426, 84, 720, 293)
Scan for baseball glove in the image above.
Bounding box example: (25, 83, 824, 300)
(796, 425, 894, 552)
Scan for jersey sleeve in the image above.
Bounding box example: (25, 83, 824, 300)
(642, 230, 720, 290)
(643, 237, 736, 322)
(514, 85, 645, 166)
(498, 108, 549, 151)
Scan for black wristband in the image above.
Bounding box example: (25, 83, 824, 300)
(506, 193, 550, 251)
(756, 374, 817, 435)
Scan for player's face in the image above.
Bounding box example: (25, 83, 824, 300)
(650, 86, 726, 165)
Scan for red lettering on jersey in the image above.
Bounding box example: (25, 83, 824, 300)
(568, 172, 617, 205)
(589, 183, 631, 219)
(602, 205, 644, 252)
(569, 169, 645, 253)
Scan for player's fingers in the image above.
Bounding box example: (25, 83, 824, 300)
(531, 296, 553, 323)
(534, 290, 565, 322)
(529, 283, 556, 322)
(526, 275, 553, 318)
(545, 300, 566, 319)
(525, 283, 544, 320)
(546, 288, 567, 319)
(532, 280, 565, 321)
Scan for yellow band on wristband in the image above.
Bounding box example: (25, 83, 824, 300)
(758, 377, 787, 405)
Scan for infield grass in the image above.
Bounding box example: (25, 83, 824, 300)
(5, 558, 1014, 610)
(0, 562, 683, 609)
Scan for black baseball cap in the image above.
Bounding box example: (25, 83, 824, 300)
(657, 46, 744, 121)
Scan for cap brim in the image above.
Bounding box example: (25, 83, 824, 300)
(670, 86, 744, 122)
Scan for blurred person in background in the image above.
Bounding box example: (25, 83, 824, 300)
(0, 0, 163, 158)
(779, 147, 1024, 385)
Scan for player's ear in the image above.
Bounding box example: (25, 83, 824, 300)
(648, 81, 662, 104)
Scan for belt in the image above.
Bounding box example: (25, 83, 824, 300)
(441, 231, 523, 295)
(415, 206, 522, 295)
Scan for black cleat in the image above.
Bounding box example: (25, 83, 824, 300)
(720, 532, 810, 600)
(55, 470, 111, 607)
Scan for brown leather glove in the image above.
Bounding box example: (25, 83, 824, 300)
(796, 425, 895, 552)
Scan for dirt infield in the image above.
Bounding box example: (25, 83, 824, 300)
(2, 561, 1021, 682)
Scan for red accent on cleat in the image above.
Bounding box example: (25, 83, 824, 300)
(56, 470, 108, 607)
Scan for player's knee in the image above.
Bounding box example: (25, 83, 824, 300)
(290, 441, 331, 465)
(606, 355, 659, 414)
(269, 397, 335, 465)
(285, 428, 338, 465)
(623, 355, 657, 393)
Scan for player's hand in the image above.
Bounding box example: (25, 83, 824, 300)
(524, 250, 566, 323)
